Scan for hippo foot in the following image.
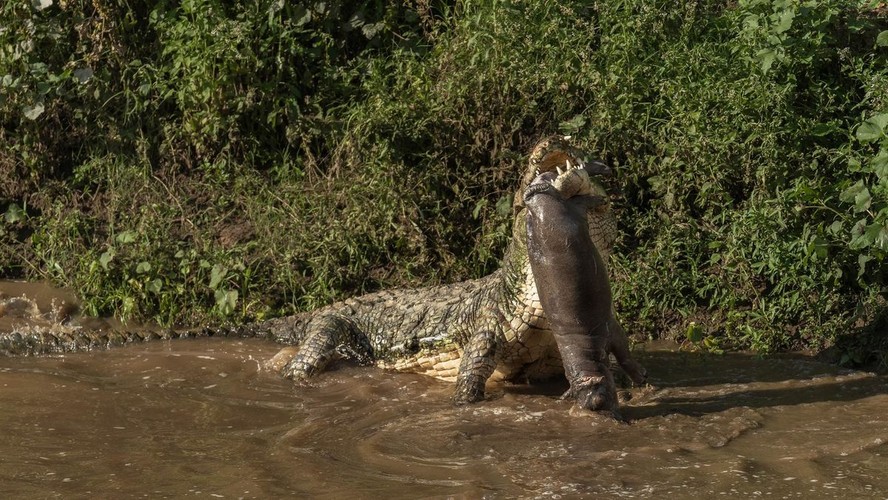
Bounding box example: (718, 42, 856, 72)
(564, 363, 619, 414)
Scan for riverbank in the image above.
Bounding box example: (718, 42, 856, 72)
(2, 1, 887, 364)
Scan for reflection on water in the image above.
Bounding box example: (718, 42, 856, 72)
(2, 283, 888, 497)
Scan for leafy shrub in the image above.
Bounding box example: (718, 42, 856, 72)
(1, 0, 887, 365)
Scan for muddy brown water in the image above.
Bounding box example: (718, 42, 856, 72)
(2, 282, 888, 498)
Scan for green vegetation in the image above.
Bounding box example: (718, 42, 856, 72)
(1, 1, 887, 366)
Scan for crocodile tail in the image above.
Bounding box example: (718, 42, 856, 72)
(200, 314, 308, 345)
(0, 326, 197, 356)
(0, 314, 309, 356)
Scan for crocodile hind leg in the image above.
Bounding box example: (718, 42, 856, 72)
(453, 328, 498, 405)
(280, 314, 372, 380)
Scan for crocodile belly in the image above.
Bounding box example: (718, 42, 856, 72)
(377, 347, 463, 382)
(493, 270, 565, 381)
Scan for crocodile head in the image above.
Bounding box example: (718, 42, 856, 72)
(507, 136, 617, 265)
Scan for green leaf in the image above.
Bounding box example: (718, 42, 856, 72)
(147, 278, 163, 294)
(877, 30, 888, 47)
(495, 195, 512, 217)
(855, 186, 872, 213)
(871, 150, 888, 181)
(214, 289, 238, 315)
(811, 122, 835, 137)
(361, 22, 384, 39)
(472, 199, 487, 219)
(858, 253, 873, 278)
(4, 203, 25, 224)
(839, 180, 865, 204)
(686, 322, 704, 343)
(209, 264, 227, 290)
(294, 5, 311, 26)
(849, 220, 884, 250)
(773, 9, 795, 34)
(871, 224, 888, 252)
(99, 249, 115, 270)
(136, 261, 152, 274)
(808, 236, 828, 259)
(647, 175, 666, 194)
(756, 48, 776, 73)
(558, 114, 587, 135)
(850, 218, 869, 250)
(22, 102, 44, 120)
(828, 220, 843, 235)
(73, 67, 93, 83)
(857, 114, 888, 143)
(839, 180, 873, 213)
(29, 63, 47, 75)
(115, 230, 137, 244)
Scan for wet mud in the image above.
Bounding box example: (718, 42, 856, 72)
(2, 282, 888, 497)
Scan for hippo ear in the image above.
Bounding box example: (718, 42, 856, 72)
(583, 159, 612, 177)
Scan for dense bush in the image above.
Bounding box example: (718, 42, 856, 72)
(1, 0, 887, 365)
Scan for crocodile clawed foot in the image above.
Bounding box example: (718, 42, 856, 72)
(452, 374, 488, 406)
(452, 394, 478, 406)
(452, 390, 486, 406)
(271, 349, 318, 382)
(281, 358, 316, 382)
(264, 346, 298, 373)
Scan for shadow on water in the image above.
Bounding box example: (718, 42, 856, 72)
(618, 348, 888, 420)
(473, 345, 888, 421)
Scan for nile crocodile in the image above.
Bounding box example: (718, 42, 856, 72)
(0, 137, 646, 409)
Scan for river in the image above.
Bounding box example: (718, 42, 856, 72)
(2, 282, 887, 498)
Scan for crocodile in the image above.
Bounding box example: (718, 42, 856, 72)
(0, 137, 646, 409)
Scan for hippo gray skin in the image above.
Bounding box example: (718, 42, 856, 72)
(524, 165, 647, 416)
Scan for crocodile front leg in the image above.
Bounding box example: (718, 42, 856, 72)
(453, 327, 498, 405)
(281, 314, 372, 380)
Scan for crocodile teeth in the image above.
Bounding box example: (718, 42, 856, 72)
(535, 168, 541, 177)
(556, 166, 564, 175)
(565, 159, 573, 171)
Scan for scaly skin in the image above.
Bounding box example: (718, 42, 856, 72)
(0, 137, 645, 407)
